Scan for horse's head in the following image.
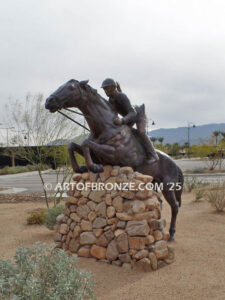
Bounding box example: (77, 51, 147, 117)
(45, 79, 89, 112)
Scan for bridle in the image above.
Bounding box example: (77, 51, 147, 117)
(56, 84, 91, 132)
(56, 83, 116, 132)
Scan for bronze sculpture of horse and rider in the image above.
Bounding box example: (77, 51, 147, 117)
(45, 79, 184, 241)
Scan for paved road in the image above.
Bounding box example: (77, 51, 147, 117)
(1, 159, 225, 194)
(0, 170, 66, 194)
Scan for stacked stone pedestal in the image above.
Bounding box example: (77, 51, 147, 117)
(54, 165, 175, 271)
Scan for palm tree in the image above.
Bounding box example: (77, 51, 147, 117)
(183, 142, 189, 149)
(151, 137, 157, 145)
(165, 143, 171, 149)
(158, 137, 164, 145)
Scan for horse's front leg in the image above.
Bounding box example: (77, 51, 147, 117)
(82, 139, 115, 173)
(68, 142, 88, 173)
(81, 139, 104, 173)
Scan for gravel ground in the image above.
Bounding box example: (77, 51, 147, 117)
(0, 193, 224, 300)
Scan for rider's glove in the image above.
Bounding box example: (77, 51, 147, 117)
(114, 118, 123, 125)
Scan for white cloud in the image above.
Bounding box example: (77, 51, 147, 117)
(0, 0, 225, 129)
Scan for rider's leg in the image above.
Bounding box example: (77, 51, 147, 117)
(139, 133, 159, 164)
(137, 118, 159, 164)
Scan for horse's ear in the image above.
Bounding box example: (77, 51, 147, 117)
(79, 80, 89, 89)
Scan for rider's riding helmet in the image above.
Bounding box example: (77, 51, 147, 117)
(101, 78, 117, 88)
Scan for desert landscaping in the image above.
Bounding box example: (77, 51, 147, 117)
(1, 2, 225, 299)
(0, 190, 224, 299)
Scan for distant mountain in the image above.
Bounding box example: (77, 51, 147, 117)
(73, 133, 89, 144)
(47, 139, 67, 146)
(47, 133, 88, 146)
(148, 123, 225, 145)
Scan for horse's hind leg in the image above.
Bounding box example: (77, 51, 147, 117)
(68, 142, 100, 173)
(162, 189, 179, 242)
(175, 188, 182, 208)
(152, 182, 163, 209)
(158, 196, 163, 210)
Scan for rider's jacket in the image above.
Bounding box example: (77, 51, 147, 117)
(108, 92, 137, 126)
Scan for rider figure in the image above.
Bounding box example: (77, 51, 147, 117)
(101, 78, 159, 164)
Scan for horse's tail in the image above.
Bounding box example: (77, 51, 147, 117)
(176, 166, 184, 207)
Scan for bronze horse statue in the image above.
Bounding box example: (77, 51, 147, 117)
(45, 79, 184, 241)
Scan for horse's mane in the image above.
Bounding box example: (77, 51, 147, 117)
(85, 84, 110, 106)
(69, 79, 98, 96)
(71, 79, 114, 112)
(86, 84, 98, 96)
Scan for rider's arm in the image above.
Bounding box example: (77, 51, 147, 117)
(119, 94, 137, 125)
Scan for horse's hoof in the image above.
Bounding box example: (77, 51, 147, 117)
(158, 198, 163, 210)
(89, 164, 104, 173)
(76, 165, 88, 173)
(168, 236, 175, 242)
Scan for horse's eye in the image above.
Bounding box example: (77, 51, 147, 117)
(70, 83, 75, 90)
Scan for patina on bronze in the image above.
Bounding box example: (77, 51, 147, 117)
(101, 78, 159, 165)
(45, 79, 184, 241)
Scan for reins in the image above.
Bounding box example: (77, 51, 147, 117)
(58, 106, 115, 131)
(56, 86, 117, 131)
(57, 110, 90, 132)
(56, 83, 91, 132)
(64, 108, 94, 121)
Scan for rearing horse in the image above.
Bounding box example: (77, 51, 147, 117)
(45, 79, 183, 241)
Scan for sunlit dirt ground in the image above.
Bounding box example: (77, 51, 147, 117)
(0, 193, 224, 300)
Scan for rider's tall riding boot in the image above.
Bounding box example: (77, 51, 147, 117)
(140, 133, 159, 164)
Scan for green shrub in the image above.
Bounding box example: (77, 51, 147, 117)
(193, 188, 205, 201)
(0, 242, 94, 299)
(205, 183, 225, 212)
(43, 204, 65, 230)
(184, 176, 203, 192)
(0, 166, 10, 175)
(0, 164, 50, 175)
(27, 209, 46, 225)
(184, 176, 197, 192)
(185, 168, 207, 174)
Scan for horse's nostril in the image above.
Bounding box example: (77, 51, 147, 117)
(45, 99, 50, 109)
(45, 96, 54, 109)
